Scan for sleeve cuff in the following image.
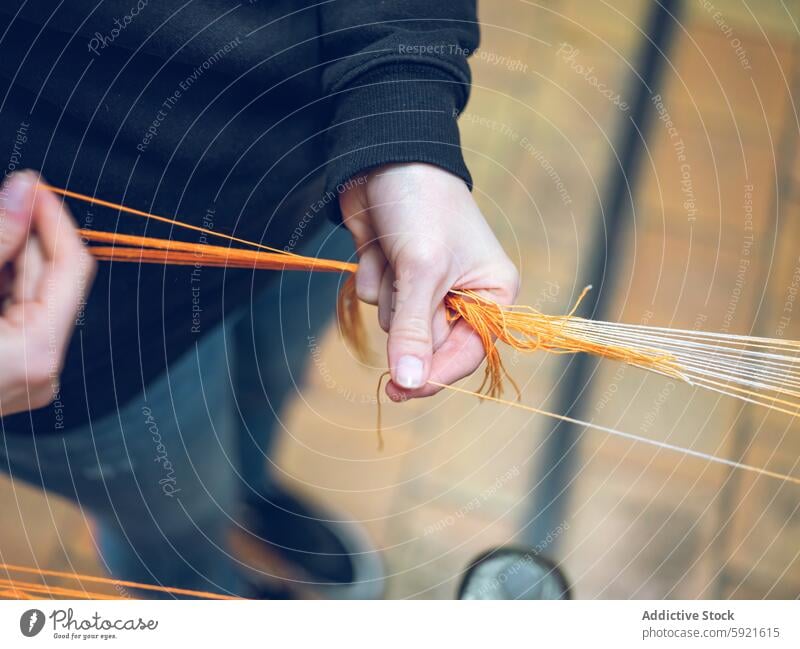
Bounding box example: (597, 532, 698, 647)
(324, 63, 473, 196)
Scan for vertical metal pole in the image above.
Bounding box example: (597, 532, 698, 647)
(525, 0, 684, 550)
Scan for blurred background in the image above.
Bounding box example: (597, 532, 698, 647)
(2, 0, 799, 598)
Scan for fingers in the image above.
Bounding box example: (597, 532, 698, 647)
(385, 249, 449, 390)
(340, 193, 388, 306)
(355, 242, 386, 305)
(31, 179, 96, 348)
(340, 165, 521, 403)
(387, 266, 519, 401)
(386, 319, 486, 400)
(0, 177, 94, 417)
(377, 265, 393, 331)
(430, 302, 452, 351)
(0, 171, 35, 264)
(11, 238, 44, 304)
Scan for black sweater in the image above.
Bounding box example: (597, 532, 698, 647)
(0, 0, 478, 435)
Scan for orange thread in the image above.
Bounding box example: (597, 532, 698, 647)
(44, 183, 800, 425)
(375, 371, 391, 451)
(45, 184, 297, 257)
(52, 184, 677, 399)
(0, 563, 240, 600)
(11, 182, 794, 603)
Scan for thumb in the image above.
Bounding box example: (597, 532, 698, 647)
(0, 171, 35, 264)
(387, 264, 438, 390)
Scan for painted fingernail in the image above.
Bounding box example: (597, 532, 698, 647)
(396, 355, 424, 389)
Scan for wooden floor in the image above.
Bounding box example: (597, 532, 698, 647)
(1, 0, 799, 599)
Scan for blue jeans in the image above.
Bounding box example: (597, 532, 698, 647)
(0, 222, 353, 597)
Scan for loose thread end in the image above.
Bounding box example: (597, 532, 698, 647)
(375, 371, 390, 452)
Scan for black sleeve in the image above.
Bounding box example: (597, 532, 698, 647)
(318, 1, 479, 193)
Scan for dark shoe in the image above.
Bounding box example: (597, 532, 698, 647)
(231, 485, 384, 599)
(458, 547, 571, 599)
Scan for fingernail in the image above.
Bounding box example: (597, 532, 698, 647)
(4, 172, 33, 217)
(396, 355, 424, 389)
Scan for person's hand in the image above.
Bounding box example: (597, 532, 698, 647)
(340, 163, 519, 401)
(0, 171, 96, 416)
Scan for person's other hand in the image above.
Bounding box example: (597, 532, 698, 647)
(340, 163, 519, 401)
(0, 171, 96, 416)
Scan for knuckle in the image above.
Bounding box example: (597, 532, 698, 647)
(397, 243, 447, 271)
(390, 316, 432, 346)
